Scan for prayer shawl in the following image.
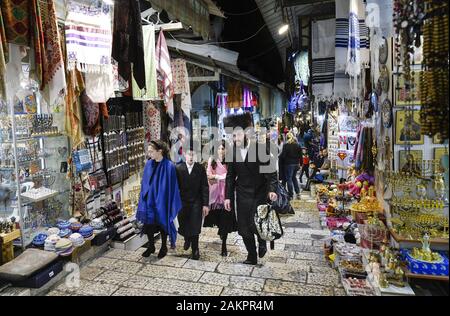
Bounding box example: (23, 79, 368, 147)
(65, 0, 113, 73)
(311, 18, 335, 99)
(112, 0, 145, 89)
(171, 59, 192, 120)
(31, 0, 66, 106)
(132, 25, 158, 101)
(156, 31, 174, 119)
(137, 158, 182, 248)
(207, 158, 227, 209)
(334, 0, 369, 98)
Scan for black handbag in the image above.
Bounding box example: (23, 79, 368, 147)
(271, 182, 290, 214)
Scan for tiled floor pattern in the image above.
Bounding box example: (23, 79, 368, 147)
(46, 193, 343, 296)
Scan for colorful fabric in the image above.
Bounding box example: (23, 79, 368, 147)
(1, 0, 30, 46)
(65, 69, 85, 149)
(0, 8, 6, 100)
(156, 31, 174, 119)
(132, 25, 158, 101)
(294, 51, 310, 86)
(31, 0, 66, 106)
(171, 59, 192, 119)
(227, 80, 242, 109)
(144, 101, 161, 152)
(65, 0, 113, 73)
(112, 59, 129, 92)
(311, 18, 335, 99)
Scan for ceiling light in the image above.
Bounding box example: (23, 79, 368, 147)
(278, 24, 289, 35)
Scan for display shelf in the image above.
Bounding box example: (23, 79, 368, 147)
(389, 227, 449, 251)
(20, 189, 59, 203)
(401, 265, 449, 282)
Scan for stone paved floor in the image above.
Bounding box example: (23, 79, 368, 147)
(46, 193, 343, 296)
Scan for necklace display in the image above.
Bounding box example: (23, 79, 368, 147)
(420, 0, 449, 139)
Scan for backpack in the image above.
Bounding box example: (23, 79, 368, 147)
(254, 204, 284, 242)
(271, 182, 290, 213)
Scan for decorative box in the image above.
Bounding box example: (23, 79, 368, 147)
(401, 250, 449, 276)
(91, 227, 116, 246)
(326, 217, 351, 230)
(14, 259, 63, 288)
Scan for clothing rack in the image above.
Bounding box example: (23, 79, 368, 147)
(141, 7, 183, 32)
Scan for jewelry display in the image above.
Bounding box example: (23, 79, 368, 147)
(125, 112, 145, 176)
(420, 0, 449, 139)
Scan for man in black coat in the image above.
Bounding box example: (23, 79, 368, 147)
(176, 150, 210, 260)
(224, 113, 278, 265)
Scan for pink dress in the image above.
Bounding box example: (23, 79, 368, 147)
(207, 158, 227, 210)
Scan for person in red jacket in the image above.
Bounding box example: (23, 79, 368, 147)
(299, 147, 310, 184)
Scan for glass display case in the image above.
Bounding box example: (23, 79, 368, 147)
(0, 75, 70, 249)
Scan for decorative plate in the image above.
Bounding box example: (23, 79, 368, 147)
(370, 92, 379, 112)
(379, 37, 389, 64)
(382, 99, 393, 128)
(379, 65, 390, 93)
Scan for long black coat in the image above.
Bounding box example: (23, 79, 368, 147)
(176, 163, 209, 237)
(225, 141, 278, 238)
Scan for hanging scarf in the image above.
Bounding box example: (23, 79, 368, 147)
(1, 0, 30, 46)
(171, 59, 191, 120)
(227, 80, 243, 109)
(132, 25, 158, 101)
(311, 18, 335, 99)
(137, 158, 182, 248)
(65, 0, 113, 74)
(31, 0, 66, 106)
(65, 69, 85, 149)
(0, 7, 6, 100)
(144, 101, 162, 151)
(156, 31, 174, 119)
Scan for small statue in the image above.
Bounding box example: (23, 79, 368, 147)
(378, 272, 389, 288)
(421, 233, 432, 254)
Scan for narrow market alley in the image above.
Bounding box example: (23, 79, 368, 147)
(46, 194, 343, 296)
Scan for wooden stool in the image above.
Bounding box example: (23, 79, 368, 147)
(0, 229, 21, 265)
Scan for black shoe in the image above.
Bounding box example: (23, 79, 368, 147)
(192, 249, 200, 260)
(243, 258, 257, 265)
(183, 239, 191, 251)
(157, 246, 168, 259)
(142, 244, 155, 257)
(258, 245, 267, 258)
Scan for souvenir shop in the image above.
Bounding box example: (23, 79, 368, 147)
(0, 0, 287, 292)
(291, 0, 449, 295)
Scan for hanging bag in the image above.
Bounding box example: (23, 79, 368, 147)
(254, 203, 284, 242)
(271, 182, 291, 214)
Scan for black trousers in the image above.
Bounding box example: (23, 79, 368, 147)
(144, 224, 167, 248)
(299, 165, 309, 183)
(243, 234, 266, 259)
(185, 235, 199, 251)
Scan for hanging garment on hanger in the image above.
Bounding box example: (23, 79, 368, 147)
(311, 18, 335, 99)
(31, 0, 66, 106)
(132, 24, 158, 101)
(155, 31, 174, 118)
(85, 64, 115, 103)
(171, 59, 191, 120)
(227, 80, 242, 109)
(65, 0, 113, 73)
(112, 0, 145, 89)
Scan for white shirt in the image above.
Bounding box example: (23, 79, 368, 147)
(240, 143, 250, 162)
(186, 162, 194, 174)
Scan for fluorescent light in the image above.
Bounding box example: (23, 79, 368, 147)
(278, 24, 289, 35)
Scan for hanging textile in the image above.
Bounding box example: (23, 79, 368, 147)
(112, 0, 145, 90)
(242, 85, 253, 109)
(1, 0, 30, 46)
(294, 51, 310, 86)
(84, 66, 115, 103)
(227, 80, 242, 109)
(311, 18, 335, 99)
(0, 8, 6, 100)
(155, 31, 174, 119)
(65, 0, 113, 73)
(144, 101, 161, 151)
(31, 0, 66, 106)
(171, 59, 192, 120)
(65, 69, 85, 148)
(112, 59, 129, 92)
(132, 24, 158, 101)
(334, 0, 369, 99)
(366, 0, 393, 38)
